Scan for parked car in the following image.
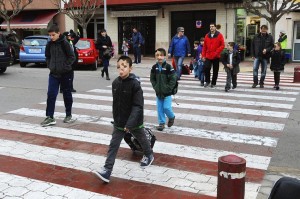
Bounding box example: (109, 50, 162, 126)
(75, 38, 99, 70)
(19, 35, 50, 67)
(0, 31, 21, 64)
(0, 33, 12, 74)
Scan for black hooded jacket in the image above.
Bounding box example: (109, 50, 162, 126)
(45, 35, 75, 77)
(112, 73, 144, 130)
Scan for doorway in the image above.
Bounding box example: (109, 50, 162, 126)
(293, 22, 300, 61)
(118, 17, 156, 56)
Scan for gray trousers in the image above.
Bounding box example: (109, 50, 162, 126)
(104, 127, 153, 171)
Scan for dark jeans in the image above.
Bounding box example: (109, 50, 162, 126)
(104, 127, 153, 172)
(204, 58, 220, 85)
(70, 70, 74, 90)
(225, 69, 237, 89)
(253, 58, 267, 85)
(274, 71, 281, 85)
(133, 45, 141, 63)
(102, 57, 110, 77)
(46, 73, 73, 118)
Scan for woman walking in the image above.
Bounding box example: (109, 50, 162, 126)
(96, 29, 112, 80)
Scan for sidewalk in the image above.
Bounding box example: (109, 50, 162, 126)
(111, 56, 298, 75)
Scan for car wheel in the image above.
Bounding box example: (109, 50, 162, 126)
(0, 67, 7, 74)
(20, 62, 26, 67)
(92, 59, 98, 70)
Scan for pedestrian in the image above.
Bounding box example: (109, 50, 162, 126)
(278, 30, 287, 50)
(96, 29, 112, 80)
(121, 40, 129, 56)
(192, 40, 200, 78)
(60, 31, 80, 93)
(251, 25, 274, 88)
(221, 42, 241, 92)
(270, 42, 286, 90)
(202, 23, 225, 88)
(132, 27, 143, 64)
(150, 48, 176, 131)
(40, 24, 76, 127)
(168, 27, 191, 80)
(198, 37, 205, 86)
(94, 55, 154, 183)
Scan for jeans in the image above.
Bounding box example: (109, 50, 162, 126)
(174, 56, 185, 79)
(102, 57, 110, 77)
(156, 96, 175, 125)
(133, 45, 141, 63)
(253, 58, 267, 85)
(204, 58, 220, 85)
(193, 61, 198, 77)
(225, 69, 237, 89)
(104, 127, 153, 171)
(46, 73, 73, 118)
(197, 60, 205, 83)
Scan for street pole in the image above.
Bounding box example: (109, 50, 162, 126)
(104, 0, 107, 30)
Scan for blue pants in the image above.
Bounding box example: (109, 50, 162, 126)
(197, 60, 205, 83)
(174, 56, 185, 79)
(156, 96, 175, 125)
(46, 73, 73, 118)
(133, 45, 141, 63)
(253, 58, 267, 85)
(193, 61, 198, 78)
(102, 57, 110, 77)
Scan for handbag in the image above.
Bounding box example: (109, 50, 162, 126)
(103, 47, 112, 58)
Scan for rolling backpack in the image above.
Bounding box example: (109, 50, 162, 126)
(124, 128, 156, 152)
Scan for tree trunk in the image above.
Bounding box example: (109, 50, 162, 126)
(82, 25, 87, 38)
(268, 19, 276, 38)
(6, 20, 11, 32)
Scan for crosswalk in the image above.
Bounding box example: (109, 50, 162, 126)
(0, 72, 299, 198)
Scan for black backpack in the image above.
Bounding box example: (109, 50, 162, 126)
(124, 128, 156, 152)
(166, 64, 178, 95)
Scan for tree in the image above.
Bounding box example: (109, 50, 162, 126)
(0, 0, 33, 32)
(52, 0, 103, 38)
(243, 0, 300, 36)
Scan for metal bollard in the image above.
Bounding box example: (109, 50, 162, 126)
(217, 154, 246, 199)
(294, 67, 300, 82)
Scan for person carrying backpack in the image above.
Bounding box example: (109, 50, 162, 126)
(150, 48, 177, 131)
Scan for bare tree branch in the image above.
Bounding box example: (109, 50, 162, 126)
(0, 0, 33, 31)
(243, 0, 300, 36)
(51, 0, 103, 38)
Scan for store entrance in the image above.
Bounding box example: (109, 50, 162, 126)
(118, 17, 156, 56)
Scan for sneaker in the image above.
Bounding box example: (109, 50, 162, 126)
(260, 84, 264, 88)
(211, 84, 215, 88)
(167, 116, 175, 127)
(225, 88, 229, 92)
(106, 76, 110, 80)
(41, 116, 56, 127)
(94, 168, 111, 183)
(204, 82, 210, 88)
(71, 89, 76, 92)
(101, 70, 104, 78)
(276, 86, 280, 90)
(252, 83, 257, 88)
(63, 115, 76, 123)
(156, 124, 165, 131)
(200, 82, 204, 86)
(140, 154, 154, 168)
(232, 85, 236, 89)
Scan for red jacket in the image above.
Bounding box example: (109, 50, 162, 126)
(202, 31, 225, 60)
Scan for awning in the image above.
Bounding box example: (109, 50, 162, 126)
(0, 10, 57, 29)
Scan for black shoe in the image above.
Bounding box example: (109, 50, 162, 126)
(276, 86, 280, 90)
(200, 82, 204, 86)
(71, 89, 76, 92)
(225, 88, 229, 92)
(211, 84, 215, 88)
(252, 83, 257, 88)
(232, 85, 236, 89)
(204, 82, 210, 88)
(101, 69, 104, 78)
(156, 124, 165, 131)
(94, 168, 111, 183)
(106, 76, 110, 80)
(167, 116, 175, 127)
(60, 90, 63, 93)
(260, 84, 264, 88)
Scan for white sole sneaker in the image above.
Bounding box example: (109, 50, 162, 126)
(41, 121, 56, 127)
(140, 157, 154, 169)
(94, 171, 110, 183)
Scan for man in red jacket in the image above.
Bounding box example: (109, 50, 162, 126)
(202, 23, 225, 88)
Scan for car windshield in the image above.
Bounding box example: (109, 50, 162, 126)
(23, 38, 48, 46)
(76, 40, 91, 49)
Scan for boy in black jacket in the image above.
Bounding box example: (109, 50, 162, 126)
(95, 56, 154, 183)
(41, 24, 76, 127)
(221, 42, 241, 92)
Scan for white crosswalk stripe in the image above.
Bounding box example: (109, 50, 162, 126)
(0, 72, 299, 198)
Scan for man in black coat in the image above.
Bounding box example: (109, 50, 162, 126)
(251, 25, 274, 88)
